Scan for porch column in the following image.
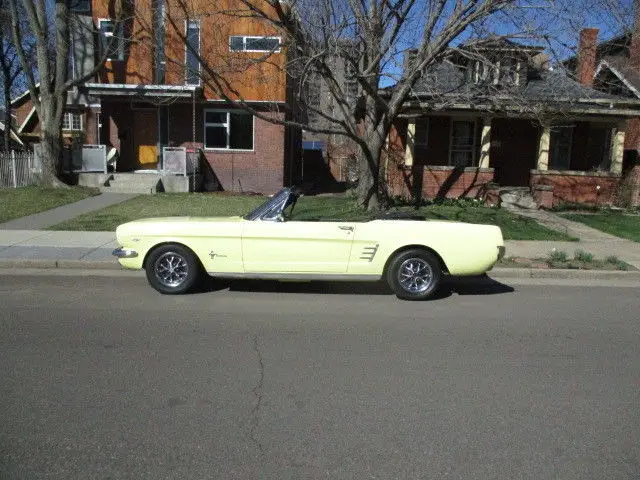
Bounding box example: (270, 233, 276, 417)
(610, 123, 626, 174)
(405, 119, 416, 167)
(479, 117, 491, 168)
(537, 126, 551, 170)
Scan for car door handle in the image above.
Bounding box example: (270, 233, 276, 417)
(338, 226, 354, 231)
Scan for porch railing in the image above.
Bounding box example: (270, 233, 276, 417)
(0, 150, 40, 188)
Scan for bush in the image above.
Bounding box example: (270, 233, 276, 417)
(548, 249, 568, 262)
(574, 249, 594, 263)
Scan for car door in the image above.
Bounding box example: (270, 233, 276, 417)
(241, 221, 355, 273)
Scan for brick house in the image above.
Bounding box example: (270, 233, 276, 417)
(563, 17, 640, 206)
(13, 0, 301, 194)
(386, 37, 640, 207)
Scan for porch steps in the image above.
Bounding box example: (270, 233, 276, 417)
(99, 173, 162, 194)
(499, 187, 539, 210)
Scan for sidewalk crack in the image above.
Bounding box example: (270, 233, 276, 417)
(250, 334, 265, 456)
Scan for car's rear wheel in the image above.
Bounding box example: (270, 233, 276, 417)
(145, 244, 202, 294)
(386, 249, 441, 300)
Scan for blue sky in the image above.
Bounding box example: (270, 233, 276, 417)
(375, 0, 634, 86)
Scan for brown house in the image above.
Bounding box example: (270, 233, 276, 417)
(387, 37, 640, 207)
(15, 0, 300, 194)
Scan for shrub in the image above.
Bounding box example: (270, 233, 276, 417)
(548, 249, 568, 262)
(574, 249, 594, 263)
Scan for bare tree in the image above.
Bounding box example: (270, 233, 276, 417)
(161, 0, 536, 210)
(7, 0, 123, 187)
(0, 0, 33, 151)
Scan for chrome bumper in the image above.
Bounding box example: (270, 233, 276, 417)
(497, 246, 506, 260)
(112, 247, 138, 259)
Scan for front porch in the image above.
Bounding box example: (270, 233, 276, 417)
(66, 144, 204, 193)
(386, 114, 635, 207)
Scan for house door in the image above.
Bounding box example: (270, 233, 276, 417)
(490, 119, 538, 186)
(133, 110, 158, 170)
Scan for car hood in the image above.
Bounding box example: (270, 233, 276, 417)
(115, 216, 245, 240)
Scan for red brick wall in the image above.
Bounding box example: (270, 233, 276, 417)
(530, 170, 620, 205)
(196, 111, 286, 194)
(12, 101, 34, 131)
(618, 165, 640, 207)
(624, 118, 640, 152)
(387, 164, 495, 200)
(85, 108, 100, 145)
(577, 28, 598, 86)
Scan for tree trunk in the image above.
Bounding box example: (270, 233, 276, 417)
(2, 80, 10, 151)
(38, 117, 68, 188)
(356, 123, 387, 211)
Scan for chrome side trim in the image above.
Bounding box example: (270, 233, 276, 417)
(206, 272, 382, 282)
(360, 244, 379, 262)
(112, 247, 138, 258)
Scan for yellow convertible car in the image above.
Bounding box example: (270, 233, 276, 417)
(113, 187, 505, 300)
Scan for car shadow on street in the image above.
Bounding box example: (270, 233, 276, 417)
(197, 274, 514, 299)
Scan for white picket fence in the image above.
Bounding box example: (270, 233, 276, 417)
(0, 150, 41, 188)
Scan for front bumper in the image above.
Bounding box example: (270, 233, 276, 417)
(112, 247, 138, 259)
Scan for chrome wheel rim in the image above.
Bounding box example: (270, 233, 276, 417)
(154, 252, 189, 288)
(397, 258, 433, 294)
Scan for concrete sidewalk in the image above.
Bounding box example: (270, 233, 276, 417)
(0, 193, 136, 230)
(0, 230, 119, 269)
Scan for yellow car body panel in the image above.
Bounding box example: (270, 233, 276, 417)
(115, 216, 504, 278)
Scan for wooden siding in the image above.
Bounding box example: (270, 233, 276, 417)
(92, 0, 287, 101)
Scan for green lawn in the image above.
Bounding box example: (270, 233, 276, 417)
(49, 192, 573, 241)
(563, 213, 640, 242)
(0, 186, 99, 224)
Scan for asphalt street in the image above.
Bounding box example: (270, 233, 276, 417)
(1, 272, 639, 479)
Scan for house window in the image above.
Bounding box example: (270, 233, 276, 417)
(70, 0, 90, 13)
(496, 58, 521, 86)
(62, 112, 83, 131)
(549, 126, 573, 170)
(449, 120, 476, 167)
(185, 20, 200, 85)
(229, 36, 281, 53)
(153, 0, 166, 84)
(414, 119, 429, 149)
(204, 110, 254, 150)
(99, 19, 124, 61)
(472, 61, 492, 84)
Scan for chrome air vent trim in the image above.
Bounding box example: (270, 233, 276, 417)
(360, 244, 379, 262)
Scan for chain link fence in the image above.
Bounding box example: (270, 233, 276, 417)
(0, 150, 41, 188)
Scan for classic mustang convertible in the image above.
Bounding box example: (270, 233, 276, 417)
(113, 187, 505, 300)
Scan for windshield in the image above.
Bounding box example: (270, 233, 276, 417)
(243, 188, 294, 221)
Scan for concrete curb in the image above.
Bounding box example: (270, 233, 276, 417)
(1, 259, 640, 281)
(489, 267, 640, 281)
(0, 259, 122, 270)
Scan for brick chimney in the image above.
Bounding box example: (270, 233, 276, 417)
(577, 28, 599, 86)
(630, 0, 640, 71)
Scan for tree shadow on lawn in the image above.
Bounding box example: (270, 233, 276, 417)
(196, 274, 514, 300)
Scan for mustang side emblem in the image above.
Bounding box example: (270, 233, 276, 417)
(360, 244, 379, 262)
(209, 251, 227, 259)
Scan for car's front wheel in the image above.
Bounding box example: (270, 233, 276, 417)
(145, 244, 202, 294)
(386, 249, 441, 300)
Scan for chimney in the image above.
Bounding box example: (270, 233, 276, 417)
(630, 0, 640, 71)
(577, 28, 598, 86)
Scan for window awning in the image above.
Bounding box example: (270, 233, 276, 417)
(82, 83, 203, 99)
